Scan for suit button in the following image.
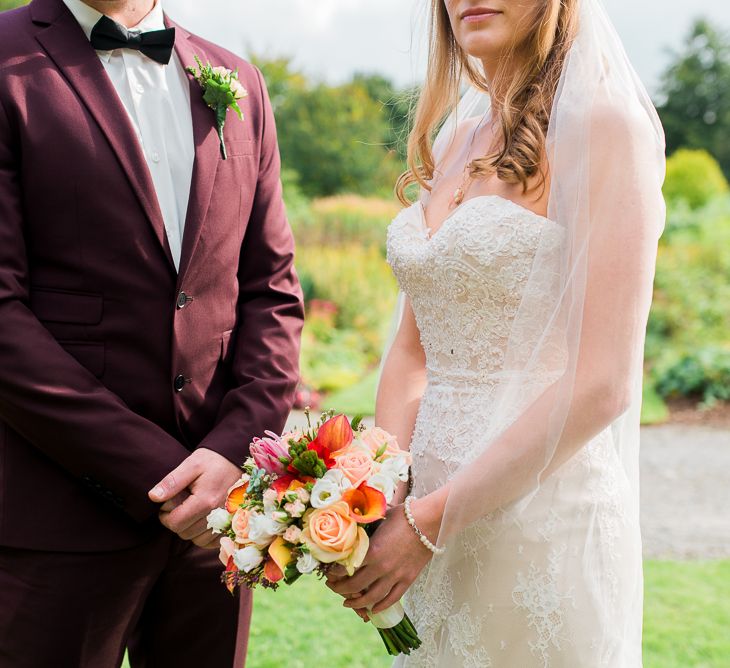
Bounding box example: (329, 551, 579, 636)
(176, 291, 192, 309)
(173, 374, 187, 392)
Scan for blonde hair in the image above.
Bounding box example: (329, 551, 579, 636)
(396, 0, 579, 205)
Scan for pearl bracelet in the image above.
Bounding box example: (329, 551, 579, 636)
(404, 495, 446, 556)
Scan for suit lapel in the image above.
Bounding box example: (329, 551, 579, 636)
(168, 18, 221, 283)
(32, 0, 176, 272)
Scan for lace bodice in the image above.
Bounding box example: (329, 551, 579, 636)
(386, 195, 567, 387)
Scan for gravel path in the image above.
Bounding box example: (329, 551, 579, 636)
(640, 424, 729, 560)
(286, 413, 729, 559)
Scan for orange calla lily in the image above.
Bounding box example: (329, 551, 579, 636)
(263, 557, 284, 583)
(316, 414, 353, 456)
(341, 484, 387, 524)
(268, 536, 293, 574)
(225, 481, 248, 513)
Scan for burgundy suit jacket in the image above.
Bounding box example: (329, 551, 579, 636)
(0, 0, 304, 551)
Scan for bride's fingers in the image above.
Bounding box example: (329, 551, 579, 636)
(371, 581, 409, 615)
(325, 564, 348, 582)
(343, 577, 391, 611)
(327, 567, 377, 597)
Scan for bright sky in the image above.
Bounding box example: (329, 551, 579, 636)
(165, 0, 730, 95)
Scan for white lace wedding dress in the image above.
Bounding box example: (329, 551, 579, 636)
(387, 195, 643, 667)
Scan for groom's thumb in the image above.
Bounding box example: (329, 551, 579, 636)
(149, 459, 197, 503)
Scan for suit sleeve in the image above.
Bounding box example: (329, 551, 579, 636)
(0, 96, 191, 522)
(198, 66, 304, 463)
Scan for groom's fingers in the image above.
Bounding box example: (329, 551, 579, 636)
(178, 517, 209, 541)
(160, 490, 191, 513)
(149, 458, 200, 503)
(159, 493, 211, 534)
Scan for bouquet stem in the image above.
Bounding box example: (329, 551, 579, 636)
(370, 602, 422, 656)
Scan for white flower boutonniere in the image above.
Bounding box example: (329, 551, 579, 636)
(187, 55, 247, 159)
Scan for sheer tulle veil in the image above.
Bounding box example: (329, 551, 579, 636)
(381, 0, 666, 653)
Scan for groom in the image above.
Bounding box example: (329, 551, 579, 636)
(0, 0, 303, 666)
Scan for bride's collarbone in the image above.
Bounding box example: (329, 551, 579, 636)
(422, 185, 549, 237)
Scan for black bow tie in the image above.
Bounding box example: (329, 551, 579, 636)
(90, 15, 176, 65)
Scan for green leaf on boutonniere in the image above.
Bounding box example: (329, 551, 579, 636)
(187, 55, 247, 160)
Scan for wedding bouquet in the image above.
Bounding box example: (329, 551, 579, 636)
(206, 411, 422, 656)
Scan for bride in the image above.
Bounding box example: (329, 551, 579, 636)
(328, 0, 665, 665)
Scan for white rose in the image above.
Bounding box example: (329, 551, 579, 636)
(310, 469, 352, 509)
(296, 551, 318, 574)
(233, 545, 264, 573)
(366, 472, 396, 504)
(247, 511, 285, 545)
(206, 507, 233, 534)
(380, 456, 410, 484)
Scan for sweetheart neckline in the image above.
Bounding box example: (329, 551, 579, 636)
(416, 194, 553, 243)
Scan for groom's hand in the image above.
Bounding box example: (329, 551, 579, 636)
(148, 448, 242, 548)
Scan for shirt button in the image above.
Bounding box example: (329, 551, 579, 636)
(151, 151, 160, 163)
(135, 82, 144, 94)
(173, 374, 187, 392)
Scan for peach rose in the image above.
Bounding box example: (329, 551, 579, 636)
(360, 427, 401, 459)
(333, 446, 374, 488)
(231, 508, 251, 544)
(301, 501, 369, 574)
(219, 536, 236, 567)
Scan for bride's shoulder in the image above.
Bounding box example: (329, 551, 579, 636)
(584, 94, 662, 156)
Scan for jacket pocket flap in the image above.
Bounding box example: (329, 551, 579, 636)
(31, 289, 103, 325)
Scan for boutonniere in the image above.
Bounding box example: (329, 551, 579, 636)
(187, 55, 247, 160)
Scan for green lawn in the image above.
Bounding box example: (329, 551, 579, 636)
(122, 560, 729, 667)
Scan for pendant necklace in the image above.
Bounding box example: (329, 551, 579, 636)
(450, 112, 490, 209)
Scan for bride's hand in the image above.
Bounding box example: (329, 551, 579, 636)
(326, 503, 433, 615)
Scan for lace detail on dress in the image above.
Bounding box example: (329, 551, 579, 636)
(447, 604, 493, 668)
(512, 544, 575, 668)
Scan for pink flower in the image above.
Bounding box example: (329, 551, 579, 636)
(231, 508, 251, 544)
(333, 446, 374, 489)
(250, 431, 290, 475)
(284, 499, 306, 518)
(283, 525, 302, 544)
(360, 427, 402, 460)
(219, 536, 236, 567)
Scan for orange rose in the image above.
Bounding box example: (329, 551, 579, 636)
(231, 508, 251, 544)
(333, 446, 374, 488)
(301, 501, 369, 575)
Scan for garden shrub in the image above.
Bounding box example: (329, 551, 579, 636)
(663, 149, 728, 210)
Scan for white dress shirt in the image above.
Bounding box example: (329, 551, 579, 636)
(63, 0, 195, 271)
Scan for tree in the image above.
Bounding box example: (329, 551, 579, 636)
(254, 58, 401, 197)
(656, 19, 730, 177)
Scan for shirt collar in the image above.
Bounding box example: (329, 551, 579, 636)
(62, 0, 166, 63)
